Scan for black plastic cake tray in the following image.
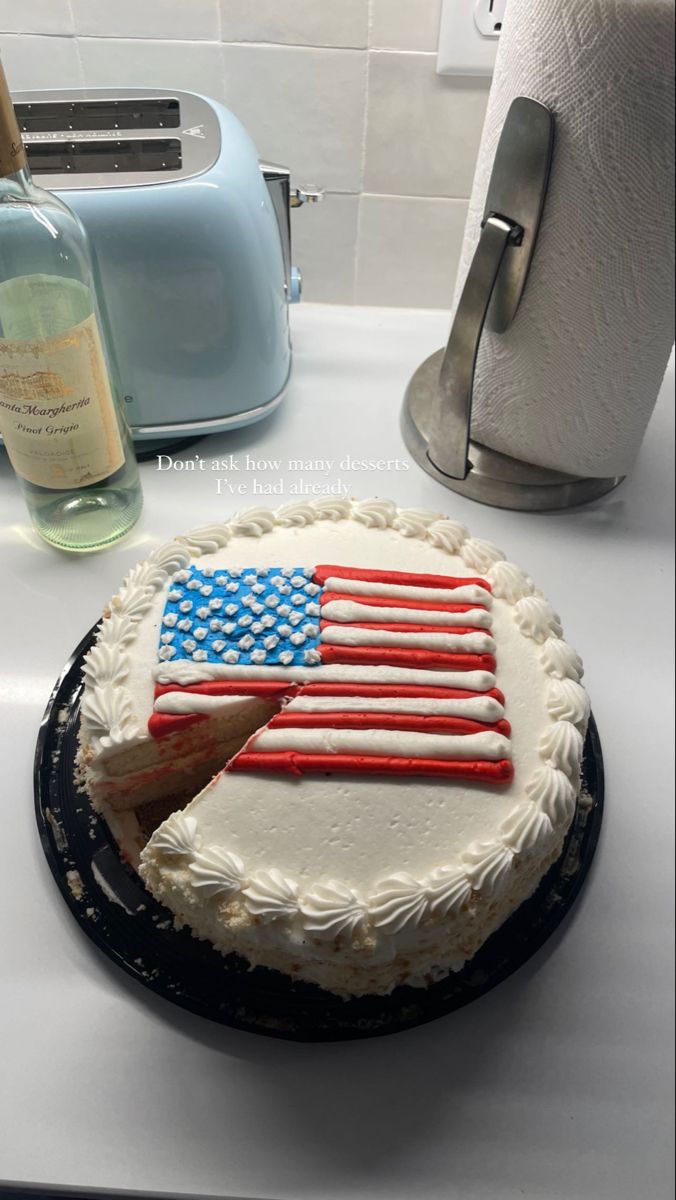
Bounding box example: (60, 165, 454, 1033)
(34, 623, 604, 1042)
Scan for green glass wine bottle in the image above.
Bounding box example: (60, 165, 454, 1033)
(0, 59, 142, 551)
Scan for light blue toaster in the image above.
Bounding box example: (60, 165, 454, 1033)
(14, 87, 317, 440)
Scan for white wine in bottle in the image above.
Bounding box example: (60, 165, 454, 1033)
(0, 60, 142, 552)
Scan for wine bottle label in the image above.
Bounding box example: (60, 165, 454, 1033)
(0, 302, 125, 490)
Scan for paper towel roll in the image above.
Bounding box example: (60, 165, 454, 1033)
(455, 0, 675, 477)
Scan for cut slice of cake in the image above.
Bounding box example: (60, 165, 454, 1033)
(77, 498, 588, 996)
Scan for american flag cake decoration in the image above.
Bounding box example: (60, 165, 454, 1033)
(151, 563, 513, 784)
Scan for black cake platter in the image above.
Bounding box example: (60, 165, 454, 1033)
(35, 624, 604, 1043)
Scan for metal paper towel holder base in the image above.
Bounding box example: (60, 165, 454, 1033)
(401, 96, 624, 512)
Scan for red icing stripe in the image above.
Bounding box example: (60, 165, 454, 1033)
(318, 645, 496, 672)
(147, 712, 209, 739)
(269, 712, 511, 737)
(321, 591, 486, 614)
(314, 565, 491, 591)
(297, 683, 505, 704)
(320, 619, 487, 635)
(230, 751, 513, 783)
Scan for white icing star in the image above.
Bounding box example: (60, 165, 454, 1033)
(182, 639, 196, 653)
(177, 618, 192, 632)
(209, 619, 222, 632)
(250, 649, 267, 664)
(174, 569, 190, 583)
(263, 635, 279, 650)
(192, 649, 208, 661)
(291, 593, 305, 606)
(223, 622, 236, 635)
(225, 581, 239, 592)
(278, 650, 294, 665)
(277, 604, 291, 617)
(241, 594, 255, 609)
(304, 648, 321, 665)
(196, 607, 210, 620)
(288, 611, 303, 627)
(291, 575, 306, 588)
(187, 579, 201, 591)
(167, 590, 182, 602)
(251, 622, 264, 635)
(200, 585, 213, 597)
(302, 623, 318, 637)
(179, 600, 193, 613)
(252, 582, 266, 595)
(209, 598, 222, 611)
(251, 602, 264, 616)
(201, 565, 215, 578)
(278, 624, 292, 637)
(304, 582, 320, 596)
(212, 640, 226, 653)
(160, 631, 175, 644)
(289, 632, 306, 646)
(158, 645, 176, 660)
(225, 604, 238, 616)
(163, 612, 178, 628)
(281, 567, 294, 577)
(278, 584, 291, 596)
(216, 576, 229, 587)
(238, 613, 253, 628)
(305, 602, 320, 617)
(194, 627, 208, 641)
(223, 649, 239, 664)
(239, 634, 255, 651)
(243, 574, 257, 586)
(260, 614, 275, 629)
(265, 595, 280, 608)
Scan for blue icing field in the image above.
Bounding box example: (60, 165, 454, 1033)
(158, 565, 323, 668)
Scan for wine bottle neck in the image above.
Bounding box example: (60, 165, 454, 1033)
(0, 58, 28, 181)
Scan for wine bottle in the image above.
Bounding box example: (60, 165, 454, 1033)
(0, 60, 143, 552)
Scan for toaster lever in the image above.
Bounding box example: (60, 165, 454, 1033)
(290, 186, 324, 208)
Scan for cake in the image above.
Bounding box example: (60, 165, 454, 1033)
(76, 498, 589, 997)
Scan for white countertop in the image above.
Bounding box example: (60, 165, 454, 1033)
(1, 304, 674, 1200)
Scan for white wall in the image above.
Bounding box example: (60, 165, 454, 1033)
(0, 0, 490, 307)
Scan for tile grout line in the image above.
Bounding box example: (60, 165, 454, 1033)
(353, 0, 377, 304)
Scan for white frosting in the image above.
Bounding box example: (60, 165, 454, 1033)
(189, 846, 246, 896)
(285, 695, 505, 720)
(300, 881, 367, 938)
(154, 662, 497, 691)
(250, 726, 511, 761)
(321, 599, 492, 629)
(80, 498, 588, 951)
(322, 576, 492, 606)
(319, 626, 495, 653)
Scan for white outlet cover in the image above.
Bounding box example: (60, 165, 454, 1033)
(437, 0, 504, 77)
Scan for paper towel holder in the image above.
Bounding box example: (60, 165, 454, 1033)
(401, 96, 624, 511)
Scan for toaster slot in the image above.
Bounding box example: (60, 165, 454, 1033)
(15, 96, 181, 132)
(27, 137, 182, 176)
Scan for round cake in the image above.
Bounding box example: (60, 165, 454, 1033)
(76, 498, 589, 997)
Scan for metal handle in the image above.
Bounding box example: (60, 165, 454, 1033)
(427, 215, 521, 480)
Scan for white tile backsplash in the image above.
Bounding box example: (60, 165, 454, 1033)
(0, 33, 83, 89)
(356, 193, 467, 307)
(0, 0, 73, 36)
(0, 3, 490, 307)
(78, 38, 226, 102)
(291, 193, 360, 304)
(223, 44, 367, 193)
(365, 52, 489, 199)
(370, 0, 442, 52)
(72, 0, 220, 42)
(220, 0, 369, 49)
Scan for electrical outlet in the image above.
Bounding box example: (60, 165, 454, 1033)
(473, 0, 506, 37)
(436, 0, 506, 77)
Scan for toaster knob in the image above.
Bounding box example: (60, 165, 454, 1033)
(289, 266, 303, 304)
